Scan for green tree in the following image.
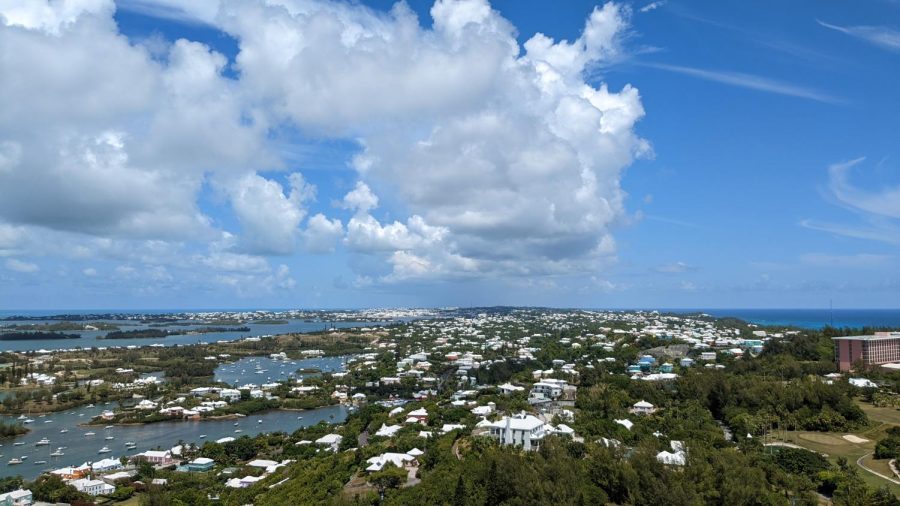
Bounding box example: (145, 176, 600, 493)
(368, 465, 407, 501)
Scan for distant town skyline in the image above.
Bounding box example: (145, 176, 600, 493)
(1, 0, 899, 309)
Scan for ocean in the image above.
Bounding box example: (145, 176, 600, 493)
(689, 309, 900, 330)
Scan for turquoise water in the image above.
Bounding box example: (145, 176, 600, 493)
(677, 309, 900, 330)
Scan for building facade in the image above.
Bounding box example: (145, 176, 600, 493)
(488, 413, 546, 451)
(833, 333, 900, 371)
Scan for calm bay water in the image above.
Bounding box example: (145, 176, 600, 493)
(0, 403, 347, 480)
(0, 349, 352, 481)
(0, 318, 391, 352)
(214, 355, 349, 386)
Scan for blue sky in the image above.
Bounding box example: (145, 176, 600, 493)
(0, 0, 898, 309)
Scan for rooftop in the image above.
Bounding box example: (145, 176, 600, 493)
(832, 332, 900, 341)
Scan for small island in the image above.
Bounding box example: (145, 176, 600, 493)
(102, 329, 173, 339)
(0, 421, 29, 439)
(101, 326, 252, 339)
(0, 331, 81, 341)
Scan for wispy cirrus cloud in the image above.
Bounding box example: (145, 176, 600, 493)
(827, 157, 900, 219)
(639, 1, 666, 13)
(801, 158, 900, 246)
(643, 62, 844, 104)
(818, 19, 900, 53)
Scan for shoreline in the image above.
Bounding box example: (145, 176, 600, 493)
(75, 405, 342, 427)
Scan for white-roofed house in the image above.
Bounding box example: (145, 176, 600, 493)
(630, 400, 657, 415)
(70, 478, 115, 497)
(488, 413, 546, 451)
(365, 452, 417, 472)
(0, 488, 32, 506)
(315, 434, 343, 452)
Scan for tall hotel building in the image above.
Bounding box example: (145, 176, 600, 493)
(833, 332, 900, 371)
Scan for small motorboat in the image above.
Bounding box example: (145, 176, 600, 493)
(7, 458, 22, 465)
(84, 432, 96, 436)
(104, 425, 114, 429)
(13, 442, 25, 446)
(34, 460, 47, 465)
(199, 435, 207, 439)
(98, 446, 111, 454)
(35, 438, 50, 446)
(23, 419, 34, 424)
(50, 450, 64, 457)
(234, 429, 242, 433)
(59, 429, 69, 433)
(105, 436, 115, 441)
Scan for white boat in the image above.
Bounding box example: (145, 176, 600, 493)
(13, 442, 25, 446)
(234, 429, 242, 433)
(20, 456, 27, 460)
(16, 415, 26, 421)
(199, 435, 207, 439)
(105, 436, 115, 440)
(23, 419, 34, 424)
(233, 422, 239, 426)
(50, 451, 64, 457)
(257, 419, 262, 423)
(78, 413, 84, 417)
(7, 458, 22, 465)
(84, 432, 95, 436)
(34, 460, 47, 465)
(104, 425, 114, 429)
(59, 429, 68, 433)
(43, 420, 52, 423)
(98, 446, 111, 454)
(35, 438, 50, 446)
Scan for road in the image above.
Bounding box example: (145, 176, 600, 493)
(857, 452, 900, 485)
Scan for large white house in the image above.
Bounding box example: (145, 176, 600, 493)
(528, 379, 576, 407)
(488, 413, 546, 451)
(69, 478, 115, 497)
(0, 488, 32, 506)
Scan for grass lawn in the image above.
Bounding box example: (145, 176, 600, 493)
(767, 400, 900, 496)
(108, 495, 141, 505)
(859, 403, 900, 426)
